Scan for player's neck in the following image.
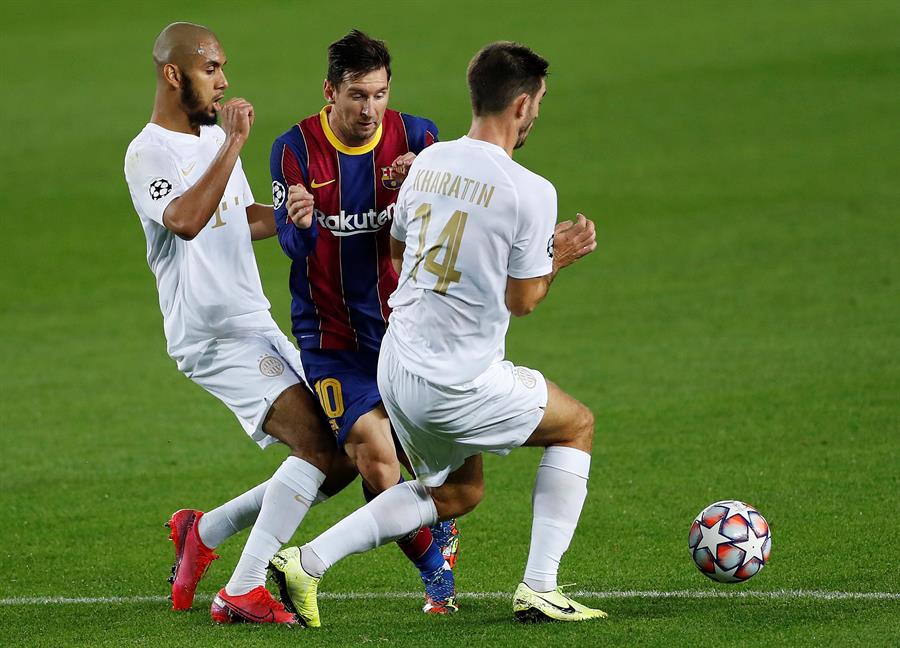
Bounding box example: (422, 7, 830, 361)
(467, 119, 515, 157)
(327, 108, 374, 149)
(151, 97, 201, 137)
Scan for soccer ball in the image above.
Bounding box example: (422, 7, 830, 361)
(688, 500, 771, 583)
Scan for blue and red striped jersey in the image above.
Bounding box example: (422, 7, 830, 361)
(270, 106, 438, 352)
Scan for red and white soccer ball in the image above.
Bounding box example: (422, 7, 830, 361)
(688, 500, 771, 583)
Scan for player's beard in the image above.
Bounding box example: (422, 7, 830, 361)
(181, 75, 218, 128)
(514, 118, 535, 150)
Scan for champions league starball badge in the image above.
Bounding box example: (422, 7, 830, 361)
(272, 181, 286, 209)
(149, 178, 173, 201)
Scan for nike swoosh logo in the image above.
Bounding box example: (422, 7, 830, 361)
(534, 595, 577, 614)
(310, 178, 336, 189)
(221, 596, 276, 622)
(181, 162, 196, 175)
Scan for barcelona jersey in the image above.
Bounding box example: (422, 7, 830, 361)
(270, 106, 438, 353)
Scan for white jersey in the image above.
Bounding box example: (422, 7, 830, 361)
(124, 123, 275, 362)
(388, 136, 556, 386)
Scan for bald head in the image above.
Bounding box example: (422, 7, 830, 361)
(152, 22, 219, 72)
(150, 22, 228, 130)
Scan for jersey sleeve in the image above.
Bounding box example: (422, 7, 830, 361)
(270, 135, 318, 259)
(400, 114, 439, 154)
(124, 143, 186, 226)
(507, 177, 556, 279)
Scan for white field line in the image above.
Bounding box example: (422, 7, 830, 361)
(1, 589, 898, 606)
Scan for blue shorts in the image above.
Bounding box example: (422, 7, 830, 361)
(300, 348, 383, 447)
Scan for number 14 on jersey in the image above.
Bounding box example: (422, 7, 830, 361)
(408, 202, 468, 295)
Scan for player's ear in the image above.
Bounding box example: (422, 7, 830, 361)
(513, 93, 530, 119)
(163, 63, 182, 90)
(323, 79, 335, 104)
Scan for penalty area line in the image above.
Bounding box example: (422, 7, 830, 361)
(1, 589, 898, 606)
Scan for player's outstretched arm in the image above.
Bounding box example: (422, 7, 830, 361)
(505, 213, 597, 317)
(247, 203, 276, 240)
(162, 99, 254, 240)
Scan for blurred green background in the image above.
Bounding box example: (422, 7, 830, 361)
(1, 1, 898, 645)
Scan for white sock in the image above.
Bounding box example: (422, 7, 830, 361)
(523, 446, 591, 593)
(197, 483, 328, 550)
(300, 480, 437, 578)
(225, 456, 324, 595)
(197, 481, 268, 548)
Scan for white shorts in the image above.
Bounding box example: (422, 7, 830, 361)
(377, 333, 548, 487)
(174, 329, 308, 449)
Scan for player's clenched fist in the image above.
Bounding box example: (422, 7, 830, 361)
(287, 184, 315, 229)
(391, 152, 417, 184)
(552, 213, 597, 270)
(217, 98, 255, 143)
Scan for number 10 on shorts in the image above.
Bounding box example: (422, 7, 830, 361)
(314, 378, 345, 433)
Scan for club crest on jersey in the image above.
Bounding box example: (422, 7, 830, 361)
(381, 166, 401, 191)
(315, 203, 396, 237)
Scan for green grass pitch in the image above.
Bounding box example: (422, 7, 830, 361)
(1, 1, 898, 645)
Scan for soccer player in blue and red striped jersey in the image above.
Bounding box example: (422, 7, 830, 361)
(267, 30, 459, 615)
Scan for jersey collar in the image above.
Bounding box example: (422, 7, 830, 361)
(319, 105, 383, 155)
(145, 122, 208, 143)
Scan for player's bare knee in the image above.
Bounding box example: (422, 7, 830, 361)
(567, 403, 594, 452)
(357, 454, 401, 494)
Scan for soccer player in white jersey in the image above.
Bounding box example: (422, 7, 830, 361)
(270, 41, 607, 624)
(123, 22, 347, 625)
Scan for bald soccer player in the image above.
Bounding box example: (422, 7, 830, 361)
(124, 22, 348, 625)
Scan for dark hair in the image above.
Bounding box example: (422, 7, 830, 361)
(467, 42, 549, 115)
(327, 29, 392, 87)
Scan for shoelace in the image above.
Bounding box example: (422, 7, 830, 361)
(249, 587, 287, 612)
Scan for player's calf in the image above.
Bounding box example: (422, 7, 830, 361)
(430, 455, 485, 520)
